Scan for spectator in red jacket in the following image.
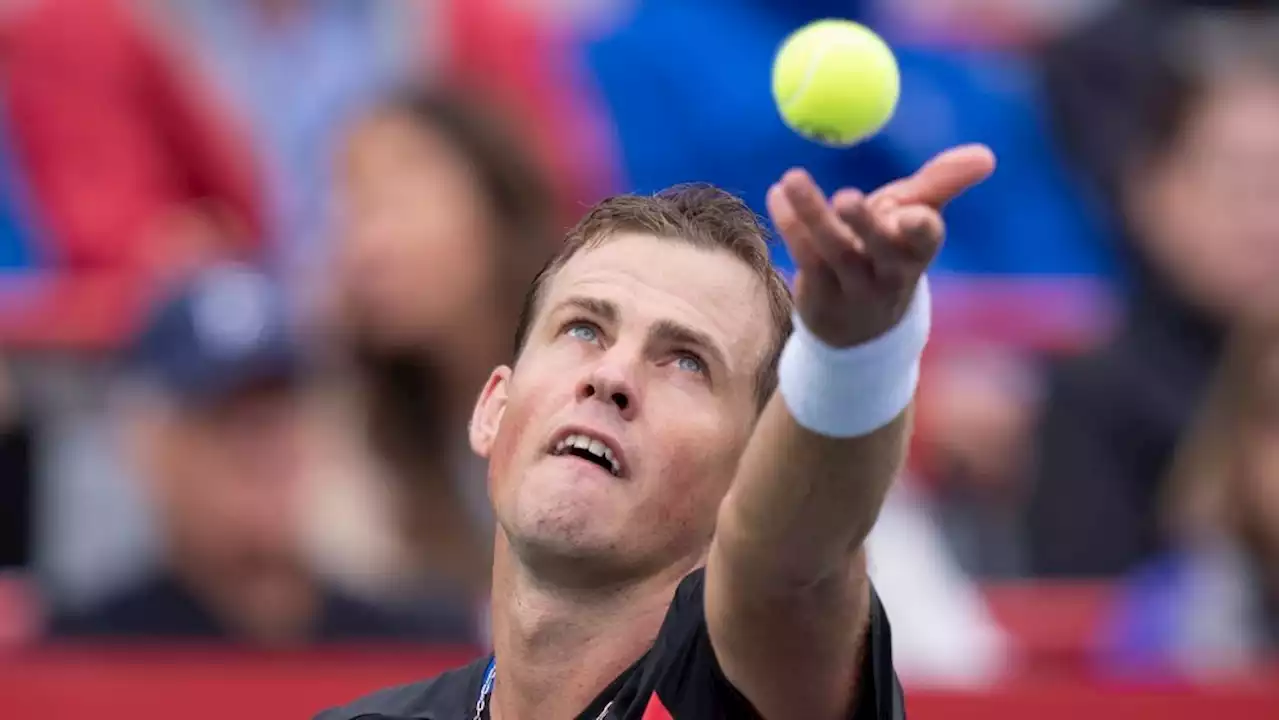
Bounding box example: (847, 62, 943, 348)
(0, 0, 263, 296)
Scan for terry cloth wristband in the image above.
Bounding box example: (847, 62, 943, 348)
(778, 277, 931, 437)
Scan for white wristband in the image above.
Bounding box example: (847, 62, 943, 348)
(778, 277, 931, 437)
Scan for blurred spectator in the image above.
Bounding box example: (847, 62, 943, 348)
(871, 0, 1113, 48)
(162, 0, 419, 295)
(867, 482, 1008, 686)
(0, 111, 36, 577)
(0, 105, 41, 271)
(0, 0, 263, 284)
(1029, 4, 1277, 576)
(0, 0, 267, 611)
(1103, 322, 1277, 677)
(0, 357, 31, 571)
(305, 87, 557, 608)
(1040, 0, 1274, 242)
(46, 264, 469, 645)
(919, 343, 1045, 577)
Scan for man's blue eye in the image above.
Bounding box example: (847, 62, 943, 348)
(567, 324, 598, 343)
(675, 355, 704, 374)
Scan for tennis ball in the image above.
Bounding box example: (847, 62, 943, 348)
(772, 19, 900, 147)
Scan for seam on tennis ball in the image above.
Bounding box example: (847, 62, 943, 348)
(779, 36, 836, 114)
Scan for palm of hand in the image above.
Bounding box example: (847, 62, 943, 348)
(766, 144, 996, 347)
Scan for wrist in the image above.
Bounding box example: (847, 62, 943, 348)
(778, 277, 931, 437)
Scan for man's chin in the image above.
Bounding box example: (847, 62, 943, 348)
(504, 518, 638, 586)
(512, 516, 612, 559)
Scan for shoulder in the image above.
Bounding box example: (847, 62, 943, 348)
(45, 575, 211, 639)
(314, 658, 489, 720)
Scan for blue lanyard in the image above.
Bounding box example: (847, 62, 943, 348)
(476, 658, 614, 720)
(474, 658, 496, 719)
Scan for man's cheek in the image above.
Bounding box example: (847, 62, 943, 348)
(699, 444, 745, 513)
(658, 444, 731, 519)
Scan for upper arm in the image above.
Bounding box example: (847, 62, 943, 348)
(705, 546, 873, 720)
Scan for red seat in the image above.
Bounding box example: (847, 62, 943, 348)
(982, 581, 1115, 678)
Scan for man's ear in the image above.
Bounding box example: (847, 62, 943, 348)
(470, 365, 511, 459)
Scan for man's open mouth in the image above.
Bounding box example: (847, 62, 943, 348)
(551, 432, 622, 477)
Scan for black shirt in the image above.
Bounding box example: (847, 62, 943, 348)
(317, 569, 903, 719)
(47, 570, 474, 644)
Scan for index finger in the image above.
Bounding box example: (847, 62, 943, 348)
(874, 144, 996, 210)
(777, 168, 862, 267)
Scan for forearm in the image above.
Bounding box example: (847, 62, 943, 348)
(715, 274, 928, 586)
(716, 396, 909, 587)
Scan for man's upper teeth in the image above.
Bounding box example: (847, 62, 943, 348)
(557, 433, 619, 473)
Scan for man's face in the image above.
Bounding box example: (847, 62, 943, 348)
(471, 234, 773, 580)
(135, 385, 306, 583)
(1130, 76, 1279, 323)
(335, 111, 498, 349)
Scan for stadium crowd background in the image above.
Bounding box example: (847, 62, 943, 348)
(0, 0, 1274, 716)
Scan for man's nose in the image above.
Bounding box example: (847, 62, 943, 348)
(577, 350, 640, 420)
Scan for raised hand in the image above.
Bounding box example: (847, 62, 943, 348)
(766, 144, 996, 347)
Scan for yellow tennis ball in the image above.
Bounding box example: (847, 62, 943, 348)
(772, 19, 901, 147)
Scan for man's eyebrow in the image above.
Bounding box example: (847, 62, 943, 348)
(649, 319, 727, 370)
(554, 296, 619, 323)
(551, 296, 727, 370)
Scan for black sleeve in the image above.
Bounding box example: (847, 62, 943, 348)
(311, 680, 430, 720)
(311, 661, 488, 720)
(634, 569, 903, 720)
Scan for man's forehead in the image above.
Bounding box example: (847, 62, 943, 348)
(550, 231, 761, 288)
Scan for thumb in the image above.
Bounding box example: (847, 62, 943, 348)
(875, 144, 996, 210)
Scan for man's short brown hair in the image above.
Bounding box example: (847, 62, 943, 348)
(513, 184, 793, 411)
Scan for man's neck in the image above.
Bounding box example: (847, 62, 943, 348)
(487, 538, 698, 720)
